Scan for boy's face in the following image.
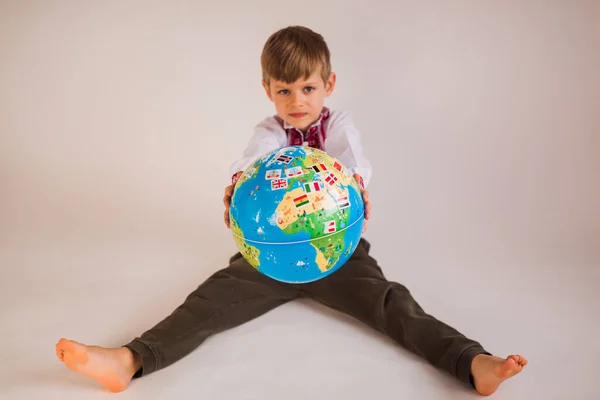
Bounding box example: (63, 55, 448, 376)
(262, 70, 336, 131)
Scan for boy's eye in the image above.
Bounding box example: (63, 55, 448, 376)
(278, 89, 289, 95)
(304, 86, 314, 92)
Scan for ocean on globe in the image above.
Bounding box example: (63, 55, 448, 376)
(229, 145, 365, 283)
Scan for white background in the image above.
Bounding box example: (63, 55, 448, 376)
(1, 1, 599, 399)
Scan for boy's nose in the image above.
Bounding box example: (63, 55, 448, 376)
(290, 92, 305, 106)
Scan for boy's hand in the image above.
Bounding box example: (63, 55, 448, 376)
(353, 173, 371, 233)
(223, 184, 234, 228)
(223, 172, 242, 229)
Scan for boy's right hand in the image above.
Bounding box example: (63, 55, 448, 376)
(223, 172, 242, 228)
(223, 183, 234, 228)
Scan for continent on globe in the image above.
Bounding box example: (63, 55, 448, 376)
(229, 217, 260, 270)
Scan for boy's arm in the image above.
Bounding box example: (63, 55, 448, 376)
(323, 110, 372, 230)
(224, 117, 287, 228)
(229, 117, 288, 183)
(323, 110, 372, 188)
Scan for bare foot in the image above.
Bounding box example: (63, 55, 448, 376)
(55, 338, 141, 393)
(471, 354, 528, 396)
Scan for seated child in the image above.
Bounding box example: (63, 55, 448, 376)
(56, 25, 527, 396)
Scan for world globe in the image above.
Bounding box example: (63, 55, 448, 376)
(229, 145, 365, 283)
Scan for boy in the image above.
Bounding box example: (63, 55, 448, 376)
(56, 25, 527, 396)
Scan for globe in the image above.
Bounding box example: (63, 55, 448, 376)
(229, 145, 365, 283)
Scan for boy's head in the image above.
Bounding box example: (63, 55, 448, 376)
(261, 26, 336, 131)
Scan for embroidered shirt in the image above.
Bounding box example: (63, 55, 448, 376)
(229, 108, 372, 188)
(284, 107, 330, 149)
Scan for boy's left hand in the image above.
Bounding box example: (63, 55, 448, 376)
(353, 174, 371, 233)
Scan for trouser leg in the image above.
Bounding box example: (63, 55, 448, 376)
(123, 253, 300, 377)
(299, 238, 489, 387)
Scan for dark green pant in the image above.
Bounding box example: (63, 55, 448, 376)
(124, 238, 488, 388)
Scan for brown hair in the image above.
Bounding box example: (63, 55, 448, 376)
(261, 26, 331, 85)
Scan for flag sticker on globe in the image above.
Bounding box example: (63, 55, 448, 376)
(324, 173, 338, 186)
(265, 169, 281, 180)
(337, 195, 350, 209)
(303, 181, 322, 193)
(311, 163, 328, 173)
(276, 155, 293, 164)
(271, 179, 288, 190)
(324, 220, 337, 233)
(285, 166, 304, 177)
(244, 167, 256, 178)
(293, 194, 310, 208)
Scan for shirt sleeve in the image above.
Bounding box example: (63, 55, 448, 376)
(323, 110, 373, 187)
(229, 116, 288, 178)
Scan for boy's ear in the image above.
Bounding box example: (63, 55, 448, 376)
(325, 72, 336, 96)
(262, 80, 273, 101)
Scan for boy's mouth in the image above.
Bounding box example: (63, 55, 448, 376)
(289, 113, 307, 118)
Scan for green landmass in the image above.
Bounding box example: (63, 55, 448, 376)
(230, 216, 260, 270)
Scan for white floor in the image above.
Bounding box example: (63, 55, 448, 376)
(2, 226, 599, 400)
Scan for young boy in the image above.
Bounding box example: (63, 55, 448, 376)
(56, 25, 527, 396)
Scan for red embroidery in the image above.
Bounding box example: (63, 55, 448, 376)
(285, 108, 330, 150)
(231, 108, 332, 183)
(231, 172, 241, 185)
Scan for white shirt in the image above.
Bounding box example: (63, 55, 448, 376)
(229, 109, 373, 187)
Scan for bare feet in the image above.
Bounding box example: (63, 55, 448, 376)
(471, 354, 528, 396)
(55, 338, 141, 393)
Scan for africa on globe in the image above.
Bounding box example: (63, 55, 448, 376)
(229, 146, 365, 283)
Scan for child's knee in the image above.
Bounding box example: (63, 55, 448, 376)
(228, 252, 244, 265)
(359, 238, 371, 254)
